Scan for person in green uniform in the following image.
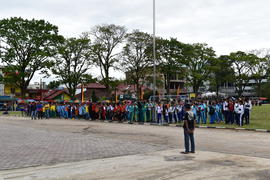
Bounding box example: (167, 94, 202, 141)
(146, 101, 152, 122)
(127, 102, 134, 123)
(142, 101, 147, 123)
(134, 102, 138, 122)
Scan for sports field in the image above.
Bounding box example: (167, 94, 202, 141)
(205, 104, 270, 130)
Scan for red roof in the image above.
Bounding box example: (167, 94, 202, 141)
(79, 83, 106, 89)
(44, 90, 68, 100)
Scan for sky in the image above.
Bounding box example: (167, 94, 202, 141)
(1, 0, 270, 83)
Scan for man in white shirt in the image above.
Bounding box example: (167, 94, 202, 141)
(238, 101, 245, 126)
(156, 104, 163, 124)
(244, 99, 252, 125)
(223, 99, 229, 124)
(234, 100, 240, 125)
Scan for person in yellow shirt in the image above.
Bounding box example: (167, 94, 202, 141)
(44, 103, 50, 119)
(85, 104, 90, 120)
(50, 103, 56, 118)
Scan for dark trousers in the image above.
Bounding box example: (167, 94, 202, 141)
(168, 113, 173, 123)
(157, 113, 162, 124)
(224, 111, 229, 124)
(184, 130, 195, 153)
(243, 109, 250, 124)
(235, 113, 240, 125)
(228, 111, 234, 124)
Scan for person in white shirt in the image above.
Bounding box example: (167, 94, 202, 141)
(234, 100, 240, 125)
(243, 99, 252, 125)
(223, 99, 229, 124)
(156, 104, 163, 124)
(238, 101, 245, 126)
(176, 103, 183, 122)
(168, 104, 174, 123)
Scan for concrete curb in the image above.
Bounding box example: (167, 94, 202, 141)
(166, 124, 270, 133)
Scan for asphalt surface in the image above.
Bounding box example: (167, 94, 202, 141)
(0, 116, 270, 179)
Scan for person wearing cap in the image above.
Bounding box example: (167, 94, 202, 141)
(181, 103, 196, 154)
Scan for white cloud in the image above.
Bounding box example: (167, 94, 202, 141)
(1, 0, 270, 82)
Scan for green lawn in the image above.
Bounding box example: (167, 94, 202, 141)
(1, 111, 22, 116)
(202, 104, 270, 130)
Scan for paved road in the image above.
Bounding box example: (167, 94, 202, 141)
(0, 116, 270, 171)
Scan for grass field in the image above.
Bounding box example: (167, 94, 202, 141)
(204, 104, 270, 130)
(1, 105, 270, 130)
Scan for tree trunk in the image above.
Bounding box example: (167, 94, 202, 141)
(20, 83, 28, 98)
(166, 74, 170, 95)
(216, 84, 219, 97)
(136, 83, 140, 100)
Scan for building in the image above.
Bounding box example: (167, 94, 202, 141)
(76, 83, 109, 101)
(219, 79, 269, 97)
(127, 70, 188, 97)
(43, 90, 71, 102)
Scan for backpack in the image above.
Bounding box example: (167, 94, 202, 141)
(209, 106, 215, 115)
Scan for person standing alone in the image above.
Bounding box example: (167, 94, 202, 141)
(182, 104, 195, 154)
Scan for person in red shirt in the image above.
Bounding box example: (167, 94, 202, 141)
(228, 100, 235, 124)
(101, 103, 106, 120)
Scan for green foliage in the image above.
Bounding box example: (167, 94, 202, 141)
(209, 56, 234, 95)
(91, 90, 98, 102)
(81, 74, 98, 84)
(261, 82, 270, 100)
(155, 38, 188, 95)
(0, 17, 64, 97)
(47, 80, 61, 89)
(121, 30, 152, 97)
(51, 35, 92, 99)
(184, 43, 216, 94)
(91, 24, 127, 89)
(226, 51, 256, 97)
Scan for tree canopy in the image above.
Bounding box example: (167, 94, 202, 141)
(0, 17, 63, 97)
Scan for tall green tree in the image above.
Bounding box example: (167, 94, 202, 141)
(47, 80, 61, 90)
(156, 38, 187, 95)
(90, 24, 126, 90)
(121, 30, 152, 98)
(184, 43, 216, 95)
(0, 17, 63, 97)
(209, 55, 234, 96)
(249, 49, 270, 97)
(52, 35, 92, 99)
(226, 51, 255, 97)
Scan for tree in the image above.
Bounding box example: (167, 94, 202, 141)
(261, 82, 270, 100)
(90, 24, 126, 90)
(0, 17, 63, 97)
(184, 43, 216, 95)
(226, 51, 254, 97)
(109, 78, 125, 101)
(52, 35, 92, 99)
(156, 38, 187, 95)
(121, 30, 152, 98)
(47, 80, 61, 90)
(81, 74, 98, 84)
(91, 90, 98, 102)
(249, 49, 270, 97)
(209, 55, 234, 96)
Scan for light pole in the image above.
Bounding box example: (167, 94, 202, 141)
(153, 0, 157, 123)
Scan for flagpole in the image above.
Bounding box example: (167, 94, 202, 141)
(153, 0, 157, 123)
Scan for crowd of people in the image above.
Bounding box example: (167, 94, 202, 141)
(20, 97, 254, 126)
